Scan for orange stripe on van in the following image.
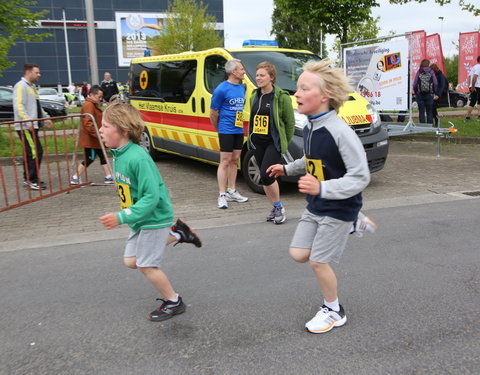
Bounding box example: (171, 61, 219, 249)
(209, 137, 220, 151)
(172, 131, 180, 142)
(196, 135, 206, 148)
(183, 133, 193, 145)
(161, 129, 169, 138)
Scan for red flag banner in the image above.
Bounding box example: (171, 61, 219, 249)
(409, 30, 426, 90)
(458, 32, 480, 93)
(426, 34, 445, 75)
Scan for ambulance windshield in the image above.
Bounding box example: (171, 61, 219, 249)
(230, 51, 321, 94)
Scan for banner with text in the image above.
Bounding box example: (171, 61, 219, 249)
(409, 30, 426, 89)
(115, 12, 167, 67)
(458, 32, 480, 93)
(344, 38, 409, 110)
(426, 34, 445, 75)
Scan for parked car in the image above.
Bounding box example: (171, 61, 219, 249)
(0, 86, 67, 122)
(38, 87, 66, 105)
(412, 89, 468, 109)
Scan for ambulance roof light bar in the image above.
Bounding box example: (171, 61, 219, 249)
(242, 40, 279, 48)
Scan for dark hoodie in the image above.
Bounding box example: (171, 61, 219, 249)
(413, 66, 438, 95)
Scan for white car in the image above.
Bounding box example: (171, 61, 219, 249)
(38, 87, 66, 105)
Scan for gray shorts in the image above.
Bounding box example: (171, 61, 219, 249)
(124, 228, 170, 268)
(290, 209, 353, 264)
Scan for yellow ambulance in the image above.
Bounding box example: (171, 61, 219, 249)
(129, 44, 389, 193)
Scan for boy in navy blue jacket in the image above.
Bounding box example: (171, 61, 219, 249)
(267, 60, 372, 333)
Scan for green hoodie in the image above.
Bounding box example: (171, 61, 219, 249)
(249, 85, 295, 154)
(111, 141, 174, 232)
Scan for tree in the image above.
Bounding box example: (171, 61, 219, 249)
(271, 0, 379, 56)
(444, 54, 458, 87)
(330, 15, 382, 60)
(389, 0, 479, 16)
(0, 0, 51, 76)
(151, 0, 223, 55)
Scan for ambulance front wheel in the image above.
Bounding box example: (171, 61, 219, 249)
(140, 128, 162, 161)
(241, 150, 265, 195)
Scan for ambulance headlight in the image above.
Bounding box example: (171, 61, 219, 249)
(294, 110, 309, 129)
(367, 104, 381, 128)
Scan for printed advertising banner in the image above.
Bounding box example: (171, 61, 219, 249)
(458, 32, 480, 93)
(344, 39, 409, 110)
(409, 30, 426, 88)
(426, 34, 445, 75)
(115, 12, 167, 67)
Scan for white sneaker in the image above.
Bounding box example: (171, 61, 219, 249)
(353, 212, 378, 237)
(218, 194, 228, 209)
(305, 305, 347, 334)
(226, 190, 249, 203)
(70, 176, 81, 185)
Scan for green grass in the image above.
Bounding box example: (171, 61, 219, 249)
(0, 127, 77, 157)
(440, 117, 480, 137)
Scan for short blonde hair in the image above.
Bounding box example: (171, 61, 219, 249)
(302, 60, 352, 112)
(256, 61, 276, 83)
(103, 102, 145, 144)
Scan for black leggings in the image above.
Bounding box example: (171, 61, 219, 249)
(252, 141, 281, 186)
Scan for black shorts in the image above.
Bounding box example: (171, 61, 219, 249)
(469, 87, 479, 107)
(81, 148, 107, 167)
(218, 133, 244, 152)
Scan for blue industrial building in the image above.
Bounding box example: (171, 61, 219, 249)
(0, 0, 224, 86)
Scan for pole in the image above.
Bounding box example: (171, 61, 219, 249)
(62, 9, 72, 85)
(85, 0, 99, 85)
(319, 28, 323, 57)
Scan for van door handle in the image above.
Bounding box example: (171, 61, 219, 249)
(192, 97, 196, 113)
(201, 97, 205, 114)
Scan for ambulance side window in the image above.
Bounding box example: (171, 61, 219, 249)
(205, 55, 227, 94)
(160, 60, 197, 103)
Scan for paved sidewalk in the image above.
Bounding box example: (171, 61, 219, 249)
(1, 139, 479, 251)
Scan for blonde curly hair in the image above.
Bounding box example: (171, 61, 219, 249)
(103, 102, 145, 144)
(302, 60, 352, 112)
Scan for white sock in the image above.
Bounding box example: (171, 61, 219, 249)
(105, 174, 112, 179)
(170, 230, 181, 241)
(324, 298, 340, 312)
(227, 188, 236, 194)
(169, 294, 179, 303)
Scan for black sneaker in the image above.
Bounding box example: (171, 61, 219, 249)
(148, 297, 186, 321)
(172, 218, 202, 247)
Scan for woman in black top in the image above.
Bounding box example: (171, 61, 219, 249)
(248, 62, 295, 224)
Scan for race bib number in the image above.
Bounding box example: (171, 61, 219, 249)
(305, 158, 325, 181)
(234, 111, 244, 127)
(253, 115, 269, 135)
(116, 182, 133, 210)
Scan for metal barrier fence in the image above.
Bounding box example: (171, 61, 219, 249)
(0, 114, 110, 212)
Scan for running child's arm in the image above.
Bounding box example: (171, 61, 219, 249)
(267, 156, 306, 178)
(100, 213, 118, 229)
(115, 159, 162, 226)
(320, 131, 370, 200)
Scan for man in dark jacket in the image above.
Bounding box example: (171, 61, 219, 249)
(100, 72, 119, 103)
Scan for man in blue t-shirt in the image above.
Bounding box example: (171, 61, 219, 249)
(210, 59, 249, 209)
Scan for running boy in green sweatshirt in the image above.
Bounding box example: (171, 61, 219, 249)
(99, 102, 201, 322)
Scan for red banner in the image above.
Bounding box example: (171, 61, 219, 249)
(408, 30, 426, 90)
(426, 34, 445, 75)
(458, 32, 480, 93)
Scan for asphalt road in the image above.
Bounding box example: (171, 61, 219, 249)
(1, 198, 479, 374)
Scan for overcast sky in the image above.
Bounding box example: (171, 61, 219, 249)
(223, 0, 479, 58)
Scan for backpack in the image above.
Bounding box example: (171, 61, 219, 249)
(418, 71, 433, 94)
